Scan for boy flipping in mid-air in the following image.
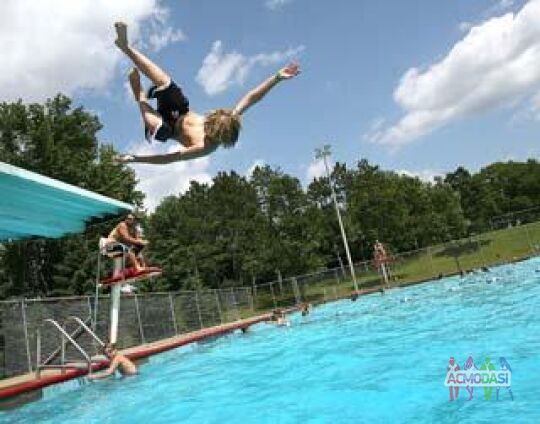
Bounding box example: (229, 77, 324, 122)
(113, 22, 300, 165)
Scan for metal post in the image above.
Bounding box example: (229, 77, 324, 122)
(86, 296, 93, 327)
(109, 257, 123, 344)
(292, 277, 301, 304)
(333, 286, 338, 300)
(93, 248, 101, 332)
(334, 269, 340, 284)
(36, 328, 41, 373)
(87, 295, 98, 356)
(524, 225, 535, 253)
(380, 263, 389, 286)
(248, 287, 255, 313)
(133, 294, 145, 344)
(252, 284, 258, 310)
(195, 292, 204, 329)
(61, 334, 66, 372)
(215, 290, 224, 323)
(21, 300, 33, 373)
(277, 270, 284, 298)
(336, 251, 346, 278)
(231, 288, 240, 321)
(316, 144, 358, 292)
(269, 283, 277, 309)
(427, 247, 436, 278)
(168, 293, 178, 335)
(476, 237, 487, 267)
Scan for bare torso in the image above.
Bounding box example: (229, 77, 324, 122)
(174, 111, 205, 148)
(115, 355, 138, 376)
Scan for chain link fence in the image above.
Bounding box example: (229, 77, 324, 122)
(0, 221, 539, 380)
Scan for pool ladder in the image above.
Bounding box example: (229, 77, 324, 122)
(36, 316, 105, 378)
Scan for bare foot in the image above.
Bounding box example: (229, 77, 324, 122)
(114, 21, 129, 51)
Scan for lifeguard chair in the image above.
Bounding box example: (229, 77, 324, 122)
(96, 238, 161, 344)
(0, 161, 159, 377)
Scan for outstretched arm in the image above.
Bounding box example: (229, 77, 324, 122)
(233, 62, 300, 116)
(118, 144, 217, 165)
(87, 358, 119, 380)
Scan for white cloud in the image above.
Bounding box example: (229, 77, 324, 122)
(266, 0, 293, 10)
(246, 159, 266, 177)
(369, 0, 540, 148)
(306, 159, 327, 182)
(196, 40, 304, 96)
(396, 169, 443, 183)
(129, 143, 213, 212)
(148, 27, 186, 52)
(459, 1, 515, 33)
(0, 0, 183, 102)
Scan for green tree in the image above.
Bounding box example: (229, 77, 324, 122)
(0, 95, 143, 298)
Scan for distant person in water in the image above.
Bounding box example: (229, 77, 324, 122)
(300, 303, 312, 316)
(87, 343, 137, 380)
(113, 22, 300, 165)
(271, 309, 290, 326)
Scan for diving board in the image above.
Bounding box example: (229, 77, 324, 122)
(0, 161, 133, 241)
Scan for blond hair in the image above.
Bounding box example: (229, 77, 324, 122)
(204, 109, 242, 148)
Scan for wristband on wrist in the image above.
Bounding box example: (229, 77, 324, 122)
(275, 73, 285, 82)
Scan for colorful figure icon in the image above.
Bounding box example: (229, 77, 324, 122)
(463, 356, 477, 400)
(496, 357, 514, 401)
(480, 357, 496, 400)
(447, 357, 460, 401)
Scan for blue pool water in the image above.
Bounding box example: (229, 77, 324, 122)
(3, 258, 540, 423)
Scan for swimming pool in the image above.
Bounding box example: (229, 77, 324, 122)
(3, 258, 540, 423)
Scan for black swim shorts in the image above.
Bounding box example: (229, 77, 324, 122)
(145, 80, 190, 143)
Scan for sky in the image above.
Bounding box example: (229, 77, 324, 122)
(1, 0, 539, 210)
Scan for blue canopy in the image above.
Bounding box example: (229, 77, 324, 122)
(0, 162, 133, 241)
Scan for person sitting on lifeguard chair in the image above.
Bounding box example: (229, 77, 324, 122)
(106, 214, 148, 273)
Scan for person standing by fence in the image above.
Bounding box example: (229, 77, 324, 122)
(373, 240, 390, 286)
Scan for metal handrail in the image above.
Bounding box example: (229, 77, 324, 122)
(42, 316, 92, 366)
(41, 316, 105, 366)
(65, 316, 105, 347)
(36, 318, 92, 378)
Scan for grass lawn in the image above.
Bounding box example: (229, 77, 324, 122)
(246, 221, 540, 314)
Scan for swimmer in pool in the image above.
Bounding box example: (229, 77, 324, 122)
(271, 309, 290, 326)
(300, 303, 312, 316)
(87, 343, 137, 380)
